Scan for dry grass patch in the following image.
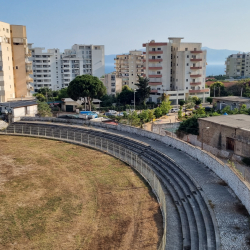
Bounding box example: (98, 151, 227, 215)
(0, 135, 162, 250)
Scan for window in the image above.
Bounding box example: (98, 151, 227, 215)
(157, 56, 161, 59)
(186, 87, 188, 89)
(157, 71, 161, 74)
(157, 48, 161, 51)
(186, 63, 189, 66)
(187, 55, 189, 58)
(15, 66, 18, 69)
(186, 79, 188, 82)
(185, 48, 188, 51)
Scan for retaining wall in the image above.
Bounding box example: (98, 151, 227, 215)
(20, 116, 250, 214)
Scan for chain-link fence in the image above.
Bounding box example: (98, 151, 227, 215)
(0, 124, 167, 250)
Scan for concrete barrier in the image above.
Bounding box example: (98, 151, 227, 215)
(20, 116, 250, 214)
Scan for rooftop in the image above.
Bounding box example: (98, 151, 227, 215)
(0, 100, 37, 108)
(213, 96, 250, 103)
(199, 114, 250, 130)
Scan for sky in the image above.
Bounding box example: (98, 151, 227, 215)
(1, 0, 250, 55)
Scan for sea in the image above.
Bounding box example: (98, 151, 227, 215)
(105, 63, 226, 76)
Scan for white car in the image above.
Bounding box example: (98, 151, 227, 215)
(171, 108, 179, 113)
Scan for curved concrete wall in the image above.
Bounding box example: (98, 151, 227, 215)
(20, 117, 250, 214)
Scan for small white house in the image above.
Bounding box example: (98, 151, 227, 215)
(0, 100, 38, 122)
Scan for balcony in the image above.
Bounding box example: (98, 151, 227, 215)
(190, 51, 202, 53)
(190, 74, 202, 77)
(149, 59, 163, 62)
(150, 89, 158, 93)
(190, 58, 202, 62)
(149, 82, 162, 86)
(27, 84, 34, 91)
(190, 66, 202, 70)
(149, 74, 162, 78)
(149, 51, 163, 54)
(26, 69, 33, 75)
(189, 88, 209, 93)
(143, 42, 168, 47)
(190, 82, 201, 85)
(26, 76, 33, 83)
(149, 67, 162, 70)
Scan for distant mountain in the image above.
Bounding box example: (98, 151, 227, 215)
(202, 47, 242, 64)
(105, 47, 246, 75)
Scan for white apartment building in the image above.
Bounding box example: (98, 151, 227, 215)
(29, 44, 105, 92)
(143, 38, 209, 104)
(61, 44, 105, 88)
(28, 44, 61, 92)
(100, 72, 122, 96)
(225, 53, 250, 78)
(114, 50, 144, 89)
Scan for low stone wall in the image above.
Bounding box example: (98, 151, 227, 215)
(20, 116, 250, 213)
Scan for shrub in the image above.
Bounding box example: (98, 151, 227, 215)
(154, 107, 162, 118)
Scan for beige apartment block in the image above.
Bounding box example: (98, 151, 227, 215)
(100, 72, 122, 96)
(114, 50, 144, 89)
(0, 21, 33, 103)
(11, 25, 33, 99)
(143, 38, 209, 104)
(225, 53, 250, 78)
(0, 21, 15, 102)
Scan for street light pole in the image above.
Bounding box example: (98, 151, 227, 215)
(202, 127, 210, 150)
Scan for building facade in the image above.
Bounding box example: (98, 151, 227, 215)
(28, 44, 61, 92)
(114, 50, 144, 88)
(143, 38, 209, 104)
(213, 96, 250, 110)
(29, 44, 105, 92)
(100, 72, 122, 96)
(0, 21, 33, 103)
(198, 115, 250, 158)
(61, 44, 105, 88)
(225, 53, 250, 78)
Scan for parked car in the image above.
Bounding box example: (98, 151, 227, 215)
(104, 112, 116, 117)
(108, 110, 117, 114)
(171, 108, 179, 113)
(205, 106, 212, 112)
(117, 112, 124, 117)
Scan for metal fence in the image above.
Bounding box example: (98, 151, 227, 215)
(229, 161, 250, 184)
(0, 124, 167, 250)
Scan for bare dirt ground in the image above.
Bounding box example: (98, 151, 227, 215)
(0, 136, 162, 250)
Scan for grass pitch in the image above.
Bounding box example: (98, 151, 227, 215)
(0, 136, 162, 250)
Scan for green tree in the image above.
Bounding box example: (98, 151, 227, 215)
(186, 96, 195, 109)
(67, 75, 106, 111)
(34, 93, 46, 102)
(148, 109, 155, 121)
(37, 102, 52, 117)
(128, 111, 140, 126)
(196, 104, 206, 115)
(209, 81, 227, 97)
(100, 94, 117, 107)
(160, 95, 172, 115)
(135, 76, 151, 105)
(178, 106, 183, 119)
(207, 97, 213, 104)
(192, 96, 202, 105)
(116, 85, 134, 105)
(57, 88, 69, 100)
(139, 110, 149, 124)
(154, 107, 162, 118)
(37, 87, 54, 101)
(179, 100, 185, 106)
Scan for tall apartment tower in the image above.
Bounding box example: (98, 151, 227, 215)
(225, 53, 250, 78)
(100, 72, 122, 96)
(61, 44, 105, 88)
(143, 38, 209, 104)
(11, 25, 33, 98)
(0, 21, 33, 102)
(28, 44, 61, 92)
(114, 50, 145, 89)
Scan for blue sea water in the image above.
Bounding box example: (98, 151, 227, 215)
(105, 63, 226, 76)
